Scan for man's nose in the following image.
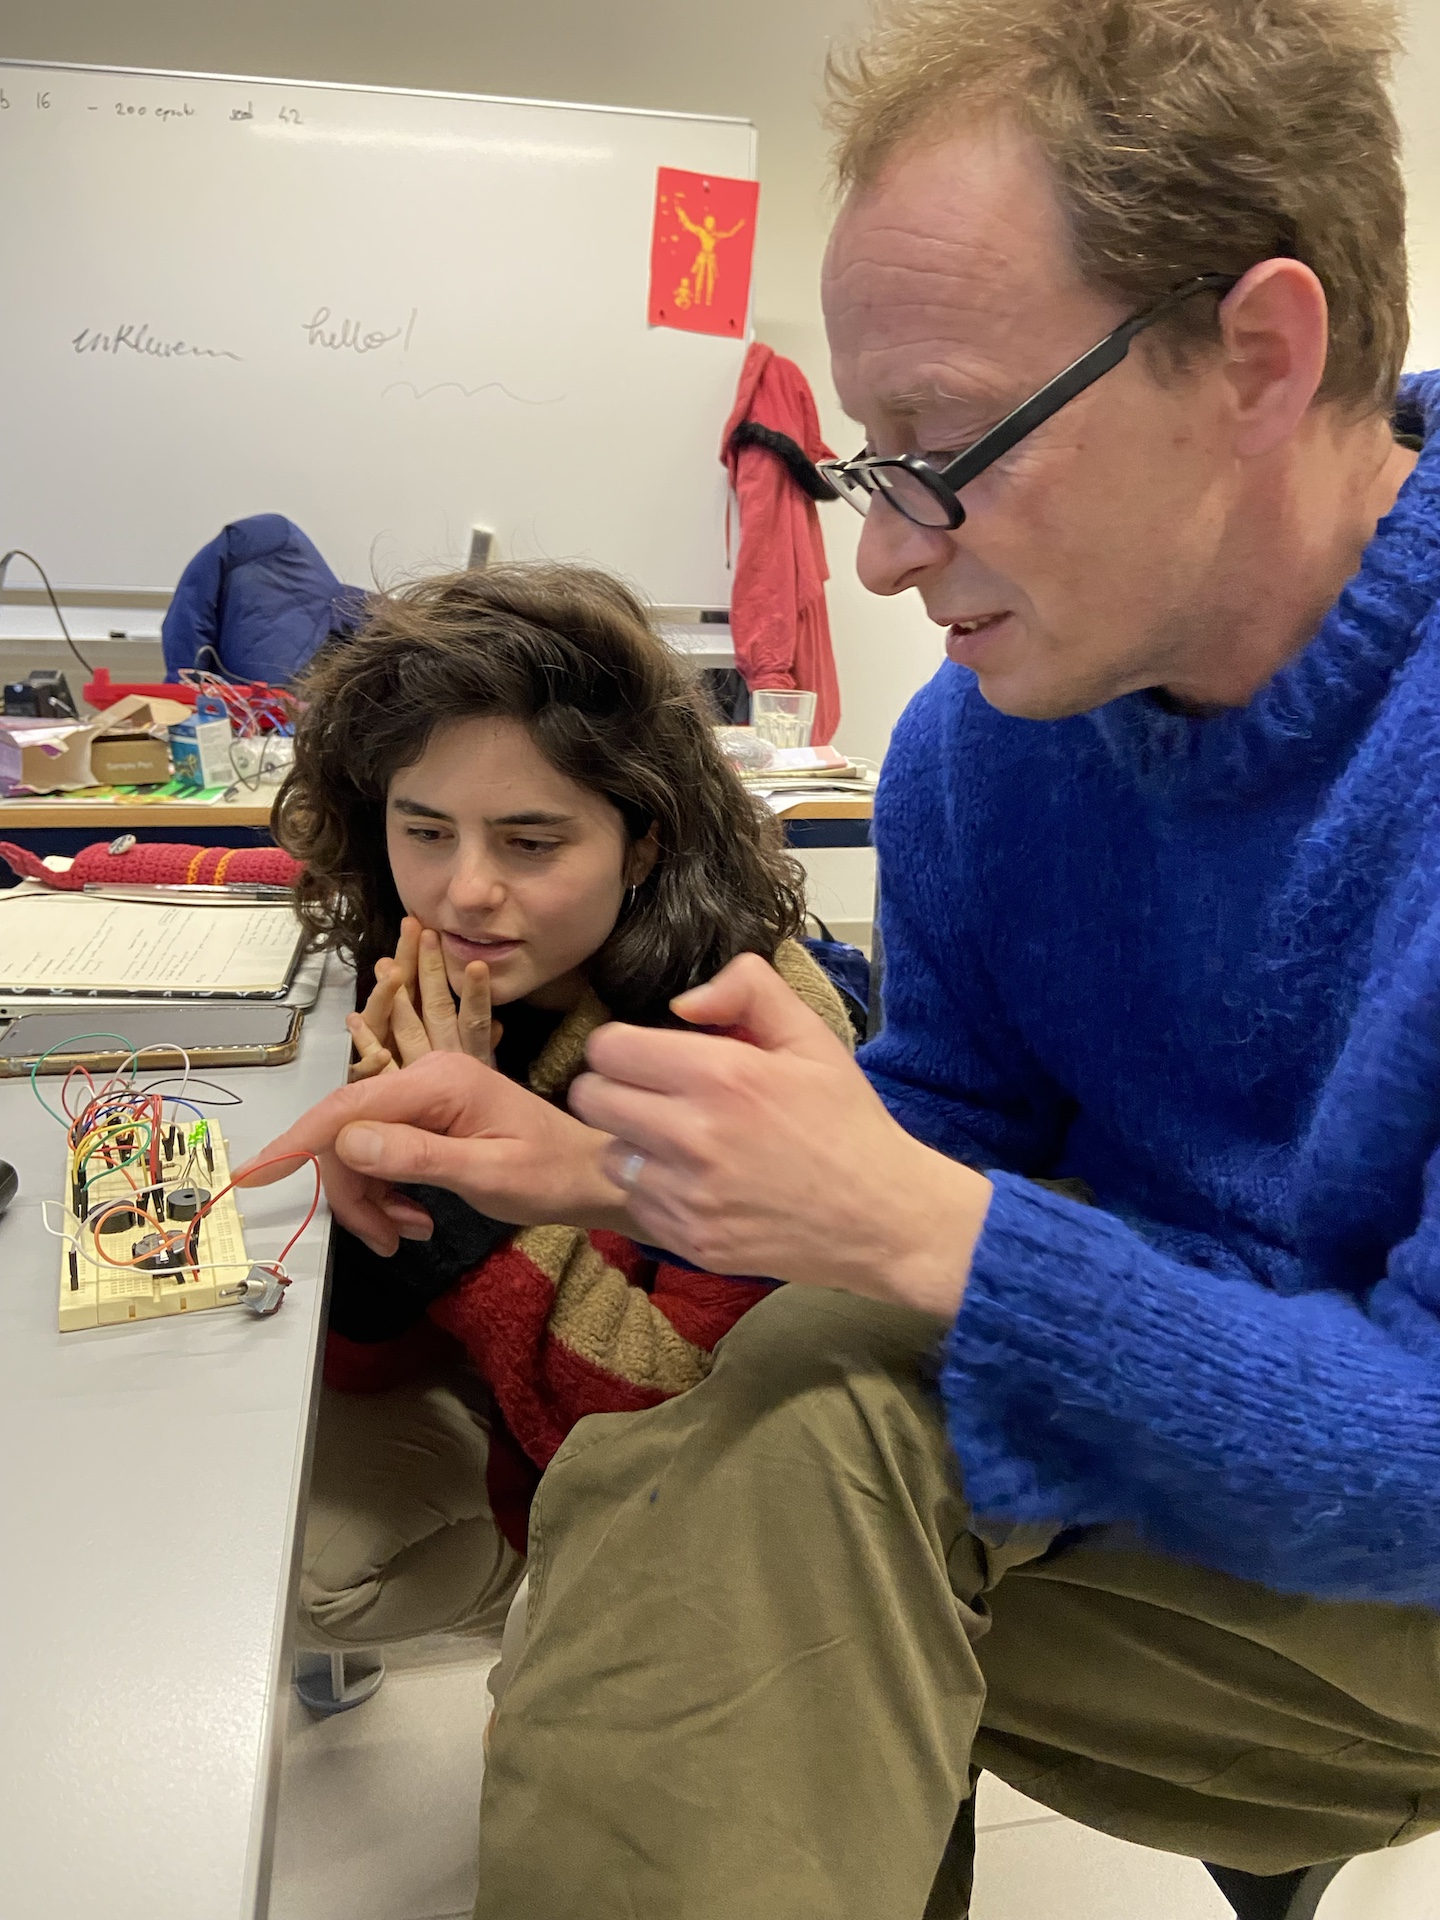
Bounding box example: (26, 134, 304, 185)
(855, 496, 957, 598)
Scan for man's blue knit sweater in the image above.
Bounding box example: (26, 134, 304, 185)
(861, 371, 1440, 1610)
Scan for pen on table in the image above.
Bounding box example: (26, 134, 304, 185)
(80, 883, 294, 905)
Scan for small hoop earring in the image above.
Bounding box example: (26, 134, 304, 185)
(622, 884, 639, 913)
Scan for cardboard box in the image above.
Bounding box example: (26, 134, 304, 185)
(88, 734, 173, 787)
(0, 719, 91, 796)
(0, 693, 191, 796)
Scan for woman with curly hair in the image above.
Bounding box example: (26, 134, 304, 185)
(274, 562, 851, 1700)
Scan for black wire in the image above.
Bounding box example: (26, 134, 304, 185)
(0, 549, 95, 675)
(193, 642, 245, 683)
(137, 1073, 244, 1108)
(226, 730, 282, 794)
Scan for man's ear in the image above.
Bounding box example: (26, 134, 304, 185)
(1216, 257, 1330, 459)
(628, 823, 661, 887)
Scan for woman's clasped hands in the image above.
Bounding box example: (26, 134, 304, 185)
(347, 915, 501, 1081)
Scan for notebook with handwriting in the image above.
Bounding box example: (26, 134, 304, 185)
(0, 893, 307, 998)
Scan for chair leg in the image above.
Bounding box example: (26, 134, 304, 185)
(1204, 1858, 1348, 1920)
(293, 1647, 386, 1716)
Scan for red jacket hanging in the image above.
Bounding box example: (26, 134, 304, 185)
(721, 342, 842, 744)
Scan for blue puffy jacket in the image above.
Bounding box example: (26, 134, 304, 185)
(162, 515, 364, 684)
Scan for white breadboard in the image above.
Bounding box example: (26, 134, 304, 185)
(58, 1123, 249, 1331)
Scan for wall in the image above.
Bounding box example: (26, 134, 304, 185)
(5, 0, 1437, 926)
(2, 0, 934, 928)
(1395, 2, 1440, 371)
(2, 0, 941, 780)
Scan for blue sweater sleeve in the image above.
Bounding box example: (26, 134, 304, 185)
(860, 674, 1075, 1173)
(947, 1171, 1440, 1607)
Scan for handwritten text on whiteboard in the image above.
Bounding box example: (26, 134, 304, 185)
(71, 324, 242, 363)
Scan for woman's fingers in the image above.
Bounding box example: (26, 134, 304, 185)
(357, 959, 402, 1051)
(348, 1053, 395, 1083)
(346, 1011, 397, 1083)
(389, 982, 434, 1066)
(359, 920, 495, 1068)
(457, 961, 494, 1064)
(393, 917, 422, 1003)
(361, 919, 424, 1052)
(347, 1039, 394, 1083)
(348, 1048, 397, 1082)
(417, 929, 463, 1050)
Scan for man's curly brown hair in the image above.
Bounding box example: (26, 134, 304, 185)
(272, 563, 807, 1024)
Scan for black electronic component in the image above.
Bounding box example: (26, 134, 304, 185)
(131, 1232, 185, 1275)
(165, 1186, 209, 1223)
(26, 669, 78, 720)
(68, 1249, 79, 1292)
(3, 682, 38, 716)
(202, 1131, 214, 1174)
(98, 1205, 143, 1235)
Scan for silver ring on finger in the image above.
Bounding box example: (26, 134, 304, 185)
(615, 1149, 648, 1192)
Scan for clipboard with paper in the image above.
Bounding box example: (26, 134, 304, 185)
(0, 892, 308, 999)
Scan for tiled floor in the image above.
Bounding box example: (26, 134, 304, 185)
(269, 1644, 1440, 1920)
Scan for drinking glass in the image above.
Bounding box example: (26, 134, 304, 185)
(750, 689, 817, 750)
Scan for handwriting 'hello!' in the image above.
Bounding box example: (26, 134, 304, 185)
(302, 307, 417, 356)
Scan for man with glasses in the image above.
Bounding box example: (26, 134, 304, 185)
(820, 272, 1238, 533)
(254, 1, 1440, 1914)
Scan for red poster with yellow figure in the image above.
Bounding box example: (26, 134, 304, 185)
(648, 168, 760, 338)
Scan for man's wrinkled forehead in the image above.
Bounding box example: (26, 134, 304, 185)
(822, 118, 1104, 420)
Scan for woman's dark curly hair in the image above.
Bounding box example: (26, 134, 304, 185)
(273, 563, 807, 1024)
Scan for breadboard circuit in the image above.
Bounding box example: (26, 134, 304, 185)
(37, 1039, 320, 1335)
(57, 1118, 251, 1331)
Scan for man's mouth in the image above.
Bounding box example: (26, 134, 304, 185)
(945, 613, 1011, 664)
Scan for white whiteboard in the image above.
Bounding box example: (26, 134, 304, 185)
(0, 61, 755, 606)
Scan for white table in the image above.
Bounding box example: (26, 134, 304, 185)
(0, 966, 352, 1920)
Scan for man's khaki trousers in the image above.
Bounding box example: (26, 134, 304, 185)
(476, 1285, 1440, 1920)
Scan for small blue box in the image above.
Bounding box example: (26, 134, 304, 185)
(168, 703, 233, 789)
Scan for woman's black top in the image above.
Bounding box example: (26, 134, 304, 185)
(327, 1001, 564, 1345)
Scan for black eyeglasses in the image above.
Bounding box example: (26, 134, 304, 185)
(819, 273, 1238, 531)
